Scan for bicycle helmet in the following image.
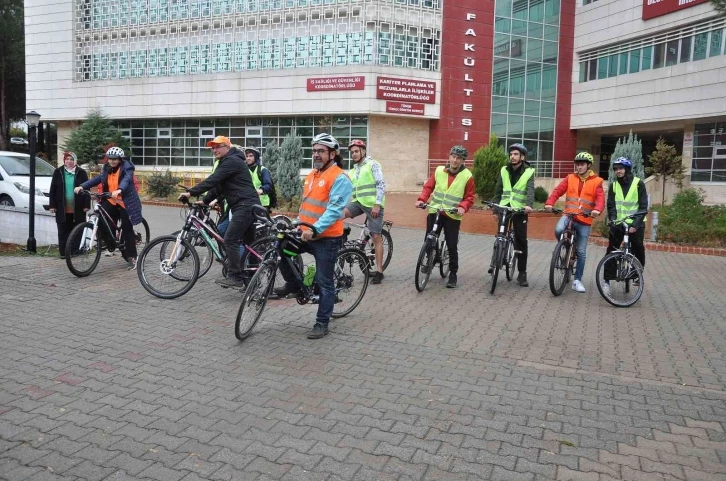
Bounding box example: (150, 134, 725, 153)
(612, 157, 632, 169)
(106, 146, 125, 159)
(312, 133, 339, 150)
(348, 139, 366, 149)
(508, 143, 528, 156)
(574, 152, 594, 164)
(244, 146, 261, 155)
(449, 145, 468, 160)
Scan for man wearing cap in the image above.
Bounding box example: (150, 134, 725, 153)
(343, 139, 387, 284)
(244, 147, 274, 212)
(179, 136, 261, 288)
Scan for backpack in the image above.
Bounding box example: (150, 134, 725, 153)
(257, 166, 278, 209)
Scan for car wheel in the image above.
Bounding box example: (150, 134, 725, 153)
(0, 195, 15, 207)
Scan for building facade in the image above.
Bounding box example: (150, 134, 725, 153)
(24, 0, 726, 202)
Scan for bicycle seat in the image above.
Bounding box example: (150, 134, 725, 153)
(343, 226, 351, 236)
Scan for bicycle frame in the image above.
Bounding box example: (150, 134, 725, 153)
(79, 194, 123, 251)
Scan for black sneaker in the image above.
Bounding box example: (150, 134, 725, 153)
(487, 267, 494, 274)
(307, 323, 329, 339)
(272, 282, 301, 299)
(446, 272, 458, 288)
(215, 276, 246, 288)
(517, 272, 528, 287)
(371, 271, 384, 285)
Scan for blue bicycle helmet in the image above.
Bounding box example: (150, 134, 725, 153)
(508, 143, 528, 156)
(612, 157, 632, 169)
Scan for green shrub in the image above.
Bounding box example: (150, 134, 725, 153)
(472, 134, 508, 202)
(656, 188, 726, 247)
(146, 169, 180, 198)
(534, 186, 548, 203)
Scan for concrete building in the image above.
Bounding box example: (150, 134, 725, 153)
(24, 0, 726, 202)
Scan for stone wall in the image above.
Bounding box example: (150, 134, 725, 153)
(0, 207, 57, 246)
(368, 115, 430, 193)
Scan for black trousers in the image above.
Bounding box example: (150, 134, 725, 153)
(56, 213, 84, 257)
(511, 214, 529, 273)
(224, 204, 258, 281)
(426, 213, 461, 273)
(604, 225, 646, 280)
(101, 200, 138, 259)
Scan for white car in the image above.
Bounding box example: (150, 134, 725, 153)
(0, 151, 54, 211)
(10, 137, 28, 145)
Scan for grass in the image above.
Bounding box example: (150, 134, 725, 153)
(0, 243, 61, 257)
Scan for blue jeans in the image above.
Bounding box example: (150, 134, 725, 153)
(279, 236, 342, 326)
(554, 215, 591, 281)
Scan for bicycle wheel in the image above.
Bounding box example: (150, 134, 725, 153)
(332, 247, 370, 318)
(370, 229, 393, 271)
(414, 239, 435, 292)
(66, 222, 102, 277)
(168, 229, 214, 278)
(235, 260, 277, 340)
(490, 241, 502, 295)
(137, 235, 200, 299)
(136, 217, 150, 249)
(244, 236, 300, 288)
(505, 238, 515, 281)
(549, 239, 570, 296)
(439, 241, 450, 278)
(595, 252, 644, 308)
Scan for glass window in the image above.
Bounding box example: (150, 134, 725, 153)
(508, 97, 524, 115)
(495, 16, 511, 33)
(493, 58, 510, 96)
(579, 61, 587, 83)
(492, 96, 508, 112)
(527, 38, 542, 62)
(541, 65, 556, 101)
(597, 56, 608, 79)
(709, 29, 723, 57)
(526, 62, 542, 99)
(692, 32, 708, 60)
(653, 43, 665, 69)
(543, 25, 558, 42)
(665, 40, 678, 66)
(528, 21, 543, 39)
(524, 117, 539, 139)
(529, 0, 544, 22)
(542, 41, 558, 64)
(539, 118, 554, 141)
(619, 52, 628, 75)
(641, 45, 653, 70)
(540, 101, 555, 118)
(512, 20, 527, 36)
(608, 54, 618, 77)
(544, 0, 559, 25)
(588, 58, 597, 80)
(508, 115, 523, 138)
(509, 60, 526, 97)
(525, 99, 540, 116)
(680, 36, 692, 63)
(629, 48, 640, 73)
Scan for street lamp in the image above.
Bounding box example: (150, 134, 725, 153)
(26, 110, 41, 253)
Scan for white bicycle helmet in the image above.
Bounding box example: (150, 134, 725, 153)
(106, 146, 125, 159)
(312, 133, 339, 150)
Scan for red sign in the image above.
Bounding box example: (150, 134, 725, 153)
(376, 77, 436, 104)
(642, 0, 708, 20)
(385, 101, 425, 116)
(307, 76, 365, 92)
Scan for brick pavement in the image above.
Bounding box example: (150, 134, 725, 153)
(1, 226, 725, 480)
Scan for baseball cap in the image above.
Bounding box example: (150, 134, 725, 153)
(206, 136, 231, 147)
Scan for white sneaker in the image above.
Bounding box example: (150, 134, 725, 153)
(572, 280, 586, 293)
(104, 250, 115, 257)
(601, 282, 610, 296)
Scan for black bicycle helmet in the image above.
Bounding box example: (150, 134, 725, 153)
(508, 143, 527, 156)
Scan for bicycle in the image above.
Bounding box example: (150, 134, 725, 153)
(414, 203, 458, 292)
(595, 212, 647, 308)
(136, 198, 270, 299)
(484, 201, 525, 295)
(342, 218, 394, 272)
(547, 209, 593, 296)
(234, 205, 370, 341)
(65, 191, 150, 277)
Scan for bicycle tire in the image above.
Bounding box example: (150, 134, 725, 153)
(137, 235, 200, 299)
(168, 229, 214, 279)
(549, 239, 570, 296)
(121, 217, 151, 262)
(505, 238, 515, 281)
(490, 241, 502, 295)
(331, 247, 370, 318)
(595, 252, 644, 308)
(235, 260, 277, 341)
(66, 221, 102, 277)
(439, 240, 450, 278)
(380, 229, 393, 271)
(414, 239, 434, 292)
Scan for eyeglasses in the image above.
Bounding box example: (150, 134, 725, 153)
(312, 148, 329, 155)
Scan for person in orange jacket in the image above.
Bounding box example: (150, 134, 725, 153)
(544, 152, 604, 293)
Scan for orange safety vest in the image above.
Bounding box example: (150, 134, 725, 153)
(564, 173, 602, 226)
(299, 164, 346, 238)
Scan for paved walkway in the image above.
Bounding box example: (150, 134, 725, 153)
(1, 221, 725, 481)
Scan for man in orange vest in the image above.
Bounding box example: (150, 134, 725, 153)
(545, 152, 604, 293)
(273, 133, 353, 339)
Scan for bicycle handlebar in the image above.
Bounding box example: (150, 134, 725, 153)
(417, 203, 459, 214)
(78, 190, 112, 199)
(483, 201, 526, 213)
(252, 205, 319, 237)
(544, 208, 594, 218)
(608, 210, 649, 226)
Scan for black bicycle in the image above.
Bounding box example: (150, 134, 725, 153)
(595, 212, 647, 307)
(414, 203, 458, 292)
(484, 201, 525, 294)
(548, 209, 593, 296)
(234, 206, 370, 341)
(342, 218, 394, 272)
(65, 191, 150, 277)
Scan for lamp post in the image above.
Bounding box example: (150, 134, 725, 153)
(26, 111, 41, 254)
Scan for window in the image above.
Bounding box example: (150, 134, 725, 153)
(608, 54, 618, 77)
(709, 29, 723, 57)
(597, 56, 608, 79)
(629, 48, 640, 73)
(680, 36, 692, 63)
(618, 52, 628, 75)
(653, 43, 665, 69)
(665, 40, 678, 67)
(641, 45, 652, 70)
(691, 120, 726, 182)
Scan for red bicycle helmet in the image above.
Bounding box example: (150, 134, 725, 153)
(348, 139, 366, 149)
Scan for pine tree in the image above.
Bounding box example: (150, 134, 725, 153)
(261, 140, 282, 182)
(609, 130, 644, 184)
(471, 134, 508, 202)
(61, 109, 131, 165)
(278, 134, 303, 206)
(645, 137, 686, 204)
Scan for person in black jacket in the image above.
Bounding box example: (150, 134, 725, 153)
(178, 136, 261, 288)
(49, 152, 90, 259)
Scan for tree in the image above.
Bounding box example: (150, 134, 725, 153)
(9, 126, 26, 138)
(261, 140, 282, 183)
(609, 130, 645, 184)
(645, 137, 686, 205)
(61, 109, 131, 165)
(0, 0, 26, 151)
(711, 0, 726, 15)
(278, 134, 303, 208)
(471, 134, 508, 202)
